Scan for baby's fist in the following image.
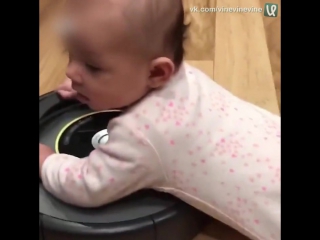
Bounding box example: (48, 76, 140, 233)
(56, 77, 77, 99)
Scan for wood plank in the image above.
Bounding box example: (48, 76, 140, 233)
(214, 0, 279, 115)
(40, 0, 68, 95)
(183, 0, 216, 61)
(187, 60, 214, 79)
(260, 0, 281, 106)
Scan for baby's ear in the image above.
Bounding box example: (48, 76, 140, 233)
(147, 57, 175, 89)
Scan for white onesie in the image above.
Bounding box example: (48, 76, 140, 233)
(41, 63, 281, 240)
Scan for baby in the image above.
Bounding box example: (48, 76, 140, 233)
(39, 0, 281, 240)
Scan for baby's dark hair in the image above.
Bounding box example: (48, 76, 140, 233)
(123, 0, 189, 69)
(164, 5, 189, 68)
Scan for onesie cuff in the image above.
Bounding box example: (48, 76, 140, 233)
(40, 154, 70, 186)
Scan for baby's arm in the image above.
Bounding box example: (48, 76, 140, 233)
(41, 116, 163, 207)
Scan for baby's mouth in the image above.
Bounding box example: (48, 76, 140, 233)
(76, 92, 89, 103)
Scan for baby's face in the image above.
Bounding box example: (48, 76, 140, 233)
(65, 41, 150, 111)
(61, 0, 151, 111)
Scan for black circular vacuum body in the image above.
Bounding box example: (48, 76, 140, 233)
(39, 92, 209, 240)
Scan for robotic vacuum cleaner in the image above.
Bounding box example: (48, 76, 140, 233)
(39, 92, 209, 240)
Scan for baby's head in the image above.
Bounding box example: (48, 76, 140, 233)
(59, 0, 187, 111)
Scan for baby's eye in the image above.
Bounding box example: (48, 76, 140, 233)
(86, 64, 100, 72)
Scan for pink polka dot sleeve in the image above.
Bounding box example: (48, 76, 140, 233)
(41, 116, 165, 207)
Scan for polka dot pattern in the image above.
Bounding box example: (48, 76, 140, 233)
(42, 63, 280, 239)
(127, 64, 281, 239)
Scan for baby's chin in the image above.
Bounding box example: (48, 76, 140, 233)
(85, 100, 127, 112)
(75, 94, 121, 111)
(75, 93, 89, 103)
(84, 93, 145, 112)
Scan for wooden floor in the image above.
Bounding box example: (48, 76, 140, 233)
(40, 1, 280, 239)
(183, 0, 280, 109)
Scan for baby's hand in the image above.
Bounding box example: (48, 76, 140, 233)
(56, 78, 77, 99)
(39, 143, 54, 176)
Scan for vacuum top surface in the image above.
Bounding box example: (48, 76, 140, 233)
(39, 93, 176, 224)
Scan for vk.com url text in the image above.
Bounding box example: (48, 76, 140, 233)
(190, 6, 263, 13)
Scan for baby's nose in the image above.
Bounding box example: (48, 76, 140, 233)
(66, 63, 82, 85)
(70, 77, 82, 86)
